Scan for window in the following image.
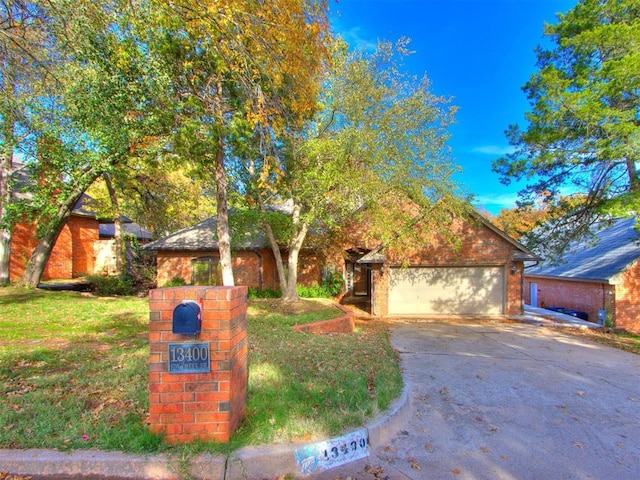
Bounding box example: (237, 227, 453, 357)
(191, 257, 218, 286)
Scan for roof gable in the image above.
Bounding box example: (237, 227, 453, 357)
(142, 215, 269, 251)
(473, 211, 538, 261)
(527, 217, 640, 281)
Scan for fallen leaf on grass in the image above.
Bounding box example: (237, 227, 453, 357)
(424, 443, 433, 451)
(408, 457, 422, 470)
(450, 468, 461, 475)
(480, 446, 490, 453)
(500, 455, 508, 460)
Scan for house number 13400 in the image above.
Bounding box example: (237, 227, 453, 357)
(168, 342, 210, 373)
(294, 428, 370, 474)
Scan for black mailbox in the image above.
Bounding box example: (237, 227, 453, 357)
(172, 300, 202, 335)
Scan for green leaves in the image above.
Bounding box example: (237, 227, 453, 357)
(493, 0, 640, 259)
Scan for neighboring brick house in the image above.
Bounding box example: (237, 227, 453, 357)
(144, 211, 536, 317)
(10, 196, 100, 282)
(9, 195, 153, 282)
(525, 217, 640, 333)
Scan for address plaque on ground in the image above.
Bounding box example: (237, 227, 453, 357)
(168, 342, 210, 373)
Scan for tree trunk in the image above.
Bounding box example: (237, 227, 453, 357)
(104, 172, 124, 275)
(17, 218, 68, 287)
(215, 139, 234, 286)
(282, 205, 308, 302)
(262, 203, 308, 302)
(263, 218, 289, 294)
(0, 156, 12, 285)
(0, 82, 15, 285)
(213, 78, 234, 286)
(0, 227, 10, 285)
(626, 156, 640, 193)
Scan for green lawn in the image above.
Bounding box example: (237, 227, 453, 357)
(0, 287, 402, 454)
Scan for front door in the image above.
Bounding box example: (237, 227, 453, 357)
(353, 264, 369, 296)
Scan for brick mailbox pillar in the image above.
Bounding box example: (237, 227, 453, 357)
(148, 286, 248, 443)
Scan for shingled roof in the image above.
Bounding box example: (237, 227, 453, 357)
(526, 217, 640, 282)
(142, 216, 269, 251)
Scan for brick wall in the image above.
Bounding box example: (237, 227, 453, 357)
(610, 263, 640, 333)
(148, 286, 248, 443)
(9, 222, 38, 281)
(68, 216, 98, 277)
(10, 215, 99, 282)
(524, 276, 612, 325)
(156, 249, 321, 290)
(43, 223, 73, 280)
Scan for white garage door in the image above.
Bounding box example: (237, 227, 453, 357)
(388, 266, 505, 315)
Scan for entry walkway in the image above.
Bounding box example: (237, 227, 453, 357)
(517, 304, 603, 328)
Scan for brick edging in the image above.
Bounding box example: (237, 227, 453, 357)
(291, 302, 355, 334)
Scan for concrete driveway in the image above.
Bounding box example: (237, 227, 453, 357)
(315, 320, 640, 480)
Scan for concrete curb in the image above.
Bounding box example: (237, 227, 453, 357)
(0, 449, 224, 479)
(228, 382, 411, 479)
(1, 384, 411, 479)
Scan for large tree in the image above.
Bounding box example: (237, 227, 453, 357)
(493, 0, 640, 260)
(146, 0, 329, 286)
(0, 0, 54, 285)
(246, 39, 468, 302)
(16, 0, 168, 287)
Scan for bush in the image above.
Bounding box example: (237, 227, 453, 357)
(164, 276, 188, 287)
(248, 286, 281, 298)
(297, 282, 333, 298)
(86, 274, 135, 296)
(322, 271, 345, 296)
(297, 271, 345, 298)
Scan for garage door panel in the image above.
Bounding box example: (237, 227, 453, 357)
(388, 267, 504, 315)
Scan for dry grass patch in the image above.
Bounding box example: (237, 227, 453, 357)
(561, 328, 640, 355)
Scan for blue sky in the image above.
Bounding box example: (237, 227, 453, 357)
(329, 0, 578, 214)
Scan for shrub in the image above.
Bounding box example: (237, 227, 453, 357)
(164, 276, 188, 287)
(322, 271, 345, 296)
(297, 282, 333, 298)
(248, 286, 281, 298)
(86, 274, 135, 296)
(297, 271, 345, 298)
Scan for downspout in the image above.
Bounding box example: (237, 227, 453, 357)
(520, 262, 524, 314)
(371, 269, 377, 316)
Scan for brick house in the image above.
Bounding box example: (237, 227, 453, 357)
(524, 217, 640, 333)
(10, 196, 100, 282)
(9, 195, 152, 282)
(144, 211, 536, 317)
